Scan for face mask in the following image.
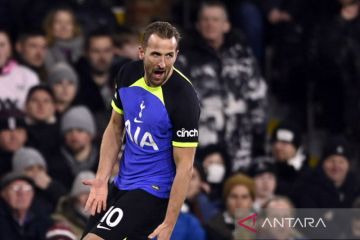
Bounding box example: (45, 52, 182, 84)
(206, 163, 226, 183)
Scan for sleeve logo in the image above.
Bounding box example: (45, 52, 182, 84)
(176, 128, 199, 138)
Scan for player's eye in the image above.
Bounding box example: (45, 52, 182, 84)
(151, 52, 161, 57)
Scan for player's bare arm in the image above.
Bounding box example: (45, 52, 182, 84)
(148, 147, 196, 240)
(84, 110, 124, 216)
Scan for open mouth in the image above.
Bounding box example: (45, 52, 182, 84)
(153, 69, 165, 79)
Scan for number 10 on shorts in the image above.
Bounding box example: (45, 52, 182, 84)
(97, 206, 124, 230)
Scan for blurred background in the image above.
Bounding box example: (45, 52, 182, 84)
(1, 0, 360, 239)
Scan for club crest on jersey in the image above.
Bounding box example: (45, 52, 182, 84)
(177, 128, 199, 138)
(134, 100, 145, 123)
(125, 120, 159, 151)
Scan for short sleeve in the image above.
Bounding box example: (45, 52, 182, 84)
(111, 68, 124, 115)
(171, 87, 200, 147)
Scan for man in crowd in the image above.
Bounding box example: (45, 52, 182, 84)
(0, 109, 27, 177)
(25, 85, 60, 159)
(76, 29, 119, 140)
(0, 171, 52, 239)
(271, 122, 308, 196)
(12, 147, 67, 214)
(0, 29, 39, 110)
(15, 29, 48, 82)
(51, 106, 98, 190)
(177, 0, 267, 170)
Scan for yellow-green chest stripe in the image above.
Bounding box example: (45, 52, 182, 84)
(130, 77, 164, 105)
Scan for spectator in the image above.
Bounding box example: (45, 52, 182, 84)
(75, 0, 118, 35)
(178, 0, 267, 170)
(0, 29, 39, 110)
(51, 171, 95, 239)
(185, 163, 219, 224)
(113, 26, 140, 61)
(171, 210, 207, 240)
(12, 147, 67, 214)
(0, 171, 52, 240)
(225, 0, 265, 66)
(25, 85, 61, 159)
(260, 196, 304, 240)
(44, 6, 83, 69)
(48, 62, 79, 115)
(50, 106, 98, 190)
(248, 157, 277, 212)
(294, 137, 360, 208)
(0, 109, 27, 177)
(310, 0, 360, 142)
(15, 29, 48, 82)
(262, 0, 311, 126)
(270, 122, 309, 196)
(197, 144, 231, 203)
(76, 29, 119, 140)
(206, 173, 255, 240)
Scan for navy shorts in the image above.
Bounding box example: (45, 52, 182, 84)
(82, 183, 168, 240)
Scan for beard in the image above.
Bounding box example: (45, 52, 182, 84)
(144, 63, 168, 87)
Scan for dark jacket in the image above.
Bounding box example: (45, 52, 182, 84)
(206, 212, 234, 240)
(0, 149, 13, 178)
(33, 180, 68, 215)
(26, 121, 61, 161)
(275, 154, 310, 197)
(310, 15, 360, 138)
(49, 146, 98, 190)
(293, 168, 360, 208)
(0, 198, 53, 240)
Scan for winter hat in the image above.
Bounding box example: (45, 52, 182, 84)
(0, 171, 34, 190)
(0, 108, 26, 131)
(271, 122, 302, 149)
(223, 173, 255, 200)
(61, 106, 96, 136)
(48, 62, 78, 86)
(12, 147, 47, 172)
(248, 157, 277, 177)
(70, 170, 95, 197)
(322, 137, 351, 162)
(46, 224, 76, 240)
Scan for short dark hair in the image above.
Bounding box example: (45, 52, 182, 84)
(84, 28, 114, 51)
(26, 84, 55, 103)
(142, 21, 180, 48)
(17, 29, 46, 44)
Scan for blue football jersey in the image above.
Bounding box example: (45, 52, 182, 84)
(111, 60, 200, 198)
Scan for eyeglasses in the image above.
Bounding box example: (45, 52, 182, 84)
(8, 184, 33, 193)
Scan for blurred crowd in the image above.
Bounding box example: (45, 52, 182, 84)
(1, 0, 360, 239)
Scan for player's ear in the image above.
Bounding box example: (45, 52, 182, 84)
(138, 46, 145, 60)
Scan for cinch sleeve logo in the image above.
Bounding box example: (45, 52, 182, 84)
(176, 128, 199, 138)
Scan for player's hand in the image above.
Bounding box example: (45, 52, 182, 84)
(83, 178, 108, 215)
(148, 222, 174, 240)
